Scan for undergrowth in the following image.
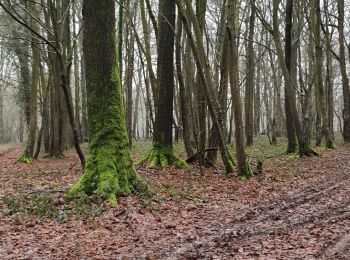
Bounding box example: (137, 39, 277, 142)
(3, 193, 105, 224)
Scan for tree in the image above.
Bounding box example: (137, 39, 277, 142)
(144, 0, 187, 168)
(176, 14, 195, 158)
(69, 0, 147, 205)
(18, 2, 39, 163)
(176, 0, 235, 173)
(338, 0, 350, 142)
(312, 0, 334, 149)
(283, 0, 298, 153)
(195, 0, 207, 166)
(244, 0, 256, 146)
(227, 0, 253, 178)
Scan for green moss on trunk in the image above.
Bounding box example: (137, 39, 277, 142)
(69, 0, 148, 206)
(68, 68, 148, 206)
(18, 153, 34, 164)
(143, 145, 188, 169)
(324, 141, 335, 150)
(238, 160, 254, 180)
(298, 144, 319, 157)
(225, 151, 236, 173)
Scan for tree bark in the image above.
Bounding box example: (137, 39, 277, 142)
(244, 0, 256, 146)
(19, 2, 39, 163)
(227, 0, 253, 178)
(70, 0, 147, 206)
(338, 0, 350, 142)
(313, 0, 333, 148)
(176, 0, 235, 173)
(195, 0, 207, 166)
(176, 14, 195, 158)
(145, 0, 187, 168)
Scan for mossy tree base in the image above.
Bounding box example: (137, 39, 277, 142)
(69, 139, 148, 206)
(324, 141, 335, 150)
(18, 153, 34, 164)
(141, 145, 188, 169)
(299, 145, 319, 157)
(238, 160, 254, 181)
(225, 150, 236, 174)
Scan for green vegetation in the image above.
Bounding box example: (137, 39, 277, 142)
(3, 193, 104, 223)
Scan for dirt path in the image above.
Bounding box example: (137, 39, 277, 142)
(0, 145, 349, 259)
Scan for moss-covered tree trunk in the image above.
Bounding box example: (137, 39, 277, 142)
(144, 0, 187, 169)
(70, 0, 146, 205)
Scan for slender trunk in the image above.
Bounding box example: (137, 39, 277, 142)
(207, 33, 229, 164)
(133, 67, 142, 139)
(139, 0, 158, 109)
(176, 0, 235, 173)
(313, 0, 333, 148)
(338, 0, 350, 142)
(145, 0, 187, 169)
(176, 14, 195, 158)
(19, 2, 39, 162)
(125, 17, 135, 147)
(195, 0, 207, 166)
(283, 0, 297, 153)
(0, 84, 3, 143)
(73, 8, 82, 142)
(227, 0, 253, 178)
(244, 0, 256, 146)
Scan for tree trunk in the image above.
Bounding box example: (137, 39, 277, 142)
(139, 0, 158, 109)
(244, 0, 256, 146)
(195, 0, 207, 166)
(283, 0, 298, 153)
(73, 7, 82, 142)
(0, 84, 3, 143)
(70, 0, 147, 206)
(207, 33, 229, 164)
(338, 0, 350, 142)
(271, 0, 315, 156)
(176, 14, 195, 158)
(145, 0, 187, 168)
(133, 67, 142, 139)
(125, 16, 135, 147)
(313, 0, 333, 148)
(19, 2, 39, 163)
(227, 0, 253, 178)
(176, 0, 235, 173)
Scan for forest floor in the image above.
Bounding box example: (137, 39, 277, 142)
(0, 138, 350, 259)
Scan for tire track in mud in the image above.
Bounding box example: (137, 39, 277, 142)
(162, 179, 350, 259)
(160, 149, 350, 259)
(318, 233, 350, 259)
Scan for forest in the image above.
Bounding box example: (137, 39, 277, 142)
(0, 0, 350, 258)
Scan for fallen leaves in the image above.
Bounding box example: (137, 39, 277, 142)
(0, 144, 350, 259)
